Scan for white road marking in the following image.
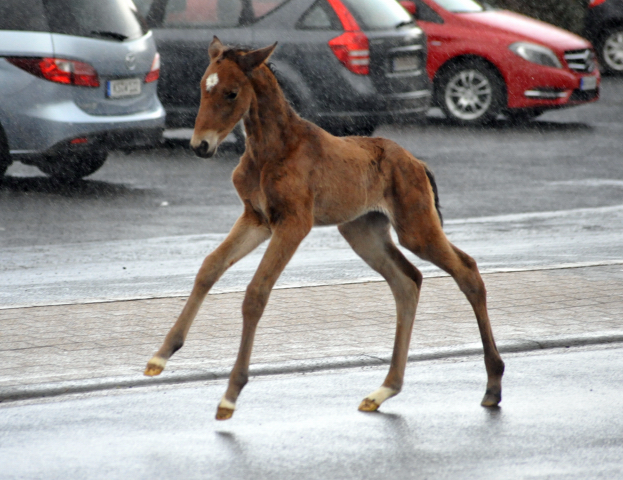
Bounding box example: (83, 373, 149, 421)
(3, 204, 623, 308)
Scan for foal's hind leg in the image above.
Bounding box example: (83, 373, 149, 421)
(144, 211, 270, 376)
(339, 212, 422, 412)
(397, 219, 505, 407)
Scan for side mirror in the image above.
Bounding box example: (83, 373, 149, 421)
(399, 1, 417, 16)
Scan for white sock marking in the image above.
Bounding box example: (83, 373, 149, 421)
(148, 356, 167, 368)
(365, 386, 397, 405)
(219, 396, 236, 411)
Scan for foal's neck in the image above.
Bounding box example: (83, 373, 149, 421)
(243, 65, 300, 162)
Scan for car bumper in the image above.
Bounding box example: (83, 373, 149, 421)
(7, 99, 165, 157)
(505, 65, 601, 110)
(317, 88, 432, 121)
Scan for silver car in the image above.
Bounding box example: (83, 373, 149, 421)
(0, 0, 166, 181)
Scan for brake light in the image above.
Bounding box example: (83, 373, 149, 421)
(326, 0, 370, 75)
(6, 57, 99, 87)
(145, 52, 160, 83)
(589, 0, 607, 7)
(328, 32, 370, 75)
(7, 57, 99, 87)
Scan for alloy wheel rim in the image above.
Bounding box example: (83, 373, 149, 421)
(604, 31, 623, 71)
(445, 69, 493, 121)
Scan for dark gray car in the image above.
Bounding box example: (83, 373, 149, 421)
(134, 0, 431, 136)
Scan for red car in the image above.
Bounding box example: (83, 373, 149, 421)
(400, 0, 601, 124)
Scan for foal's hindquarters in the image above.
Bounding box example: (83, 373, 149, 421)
(336, 153, 504, 412)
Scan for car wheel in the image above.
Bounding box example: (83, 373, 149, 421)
(600, 28, 623, 74)
(0, 127, 11, 180)
(437, 60, 505, 125)
(38, 150, 108, 181)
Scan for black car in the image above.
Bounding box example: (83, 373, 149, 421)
(585, 0, 623, 73)
(133, 0, 431, 136)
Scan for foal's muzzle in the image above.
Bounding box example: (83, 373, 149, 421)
(193, 140, 215, 158)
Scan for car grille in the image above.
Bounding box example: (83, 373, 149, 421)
(564, 49, 597, 73)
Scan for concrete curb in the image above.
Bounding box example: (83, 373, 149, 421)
(2, 331, 622, 403)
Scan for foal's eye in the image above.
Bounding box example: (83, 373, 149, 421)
(225, 91, 238, 101)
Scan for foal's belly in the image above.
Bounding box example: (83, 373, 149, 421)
(313, 195, 389, 226)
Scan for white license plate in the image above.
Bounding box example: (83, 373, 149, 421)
(580, 76, 597, 91)
(106, 78, 142, 98)
(392, 55, 419, 73)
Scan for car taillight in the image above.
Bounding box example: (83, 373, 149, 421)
(325, 0, 370, 75)
(6, 57, 99, 87)
(588, 0, 607, 6)
(145, 52, 160, 83)
(328, 32, 370, 75)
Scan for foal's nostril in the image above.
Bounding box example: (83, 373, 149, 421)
(193, 140, 210, 158)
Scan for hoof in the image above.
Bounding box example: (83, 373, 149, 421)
(358, 398, 380, 412)
(144, 357, 166, 376)
(216, 406, 234, 420)
(481, 388, 502, 407)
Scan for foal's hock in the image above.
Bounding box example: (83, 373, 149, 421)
(144, 37, 504, 420)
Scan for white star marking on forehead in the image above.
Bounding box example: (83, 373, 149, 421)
(205, 73, 219, 92)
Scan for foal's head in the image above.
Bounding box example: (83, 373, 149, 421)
(190, 37, 277, 158)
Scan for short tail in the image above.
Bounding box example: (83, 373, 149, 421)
(424, 166, 443, 226)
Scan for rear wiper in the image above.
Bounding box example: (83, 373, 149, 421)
(395, 20, 415, 29)
(90, 30, 128, 41)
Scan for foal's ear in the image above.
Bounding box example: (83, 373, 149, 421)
(208, 36, 224, 60)
(237, 43, 278, 74)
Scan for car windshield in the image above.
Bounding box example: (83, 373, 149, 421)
(433, 0, 484, 13)
(340, 0, 414, 30)
(42, 0, 147, 40)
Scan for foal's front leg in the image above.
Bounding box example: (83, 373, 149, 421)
(144, 212, 271, 376)
(217, 219, 311, 420)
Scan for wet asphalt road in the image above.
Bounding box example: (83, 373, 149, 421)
(1, 78, 623, 307)
(1, 345, 622, 479)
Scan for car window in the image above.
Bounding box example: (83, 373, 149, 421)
(339, 0, 414, 30)
(432, 0, 483, 13)
(144, 0, 289, 28)
(0, 0, 48, 32)
(251, 0, 290, 19)
(42, 0, 147, 40)
(162, 0, 245, 27)
(414, 0, 444, 23)
(297, 0, 340, 30)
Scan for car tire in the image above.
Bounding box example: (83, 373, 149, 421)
(0, 127, 11, 180)
(436, 59, 505, 125)
(37, 150, 108, 181)
(599, 28, 623, 74)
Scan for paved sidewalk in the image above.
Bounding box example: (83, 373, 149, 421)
(1, 264, 622, 401)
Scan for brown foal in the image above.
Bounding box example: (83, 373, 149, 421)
(144, 37, 505, 420)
